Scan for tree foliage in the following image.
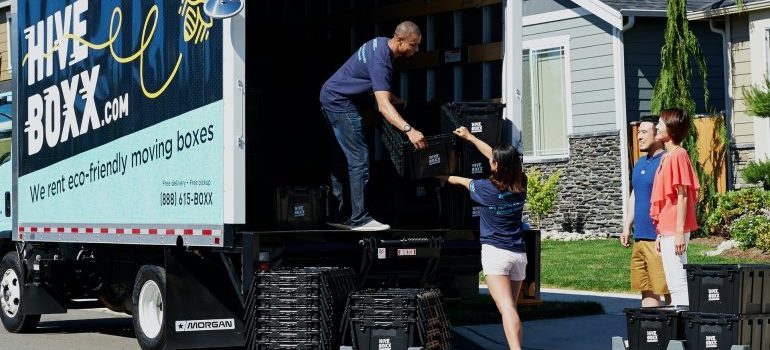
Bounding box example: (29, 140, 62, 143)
(650, 0, 718, 233)
(744, 78, 770, 118)
(525, 169, 561, 228)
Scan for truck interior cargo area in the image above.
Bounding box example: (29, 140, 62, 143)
(245, 1, 506, 232)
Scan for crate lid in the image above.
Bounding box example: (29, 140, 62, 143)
(684, 264, 770, 273)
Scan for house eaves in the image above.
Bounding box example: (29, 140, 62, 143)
(620, 9, 667, 17)
(689, 0, 770, 20)
(570, 0, 624, 29)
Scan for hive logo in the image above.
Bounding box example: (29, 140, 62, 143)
(428, 154, 441, 166)
(646, 330, 658, 343)
(705, 335, 718, 348)
(708, 288, 721, 301)
(293, 205, 305, 218)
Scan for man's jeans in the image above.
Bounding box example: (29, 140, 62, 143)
(323, 109, 372, 227)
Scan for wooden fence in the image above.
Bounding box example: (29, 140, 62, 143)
(628, 116, 727, 193)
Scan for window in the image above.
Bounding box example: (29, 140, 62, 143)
(522, 37, 571, 160)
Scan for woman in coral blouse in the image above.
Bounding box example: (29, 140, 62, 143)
(650, 108, 700, 306)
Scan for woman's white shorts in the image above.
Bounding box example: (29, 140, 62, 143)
(481, 244, 527, 281)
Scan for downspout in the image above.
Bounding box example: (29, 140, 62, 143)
(710, 18, 733, 189)
(623, 16, 636, 31)
(616, 16, 634, 232)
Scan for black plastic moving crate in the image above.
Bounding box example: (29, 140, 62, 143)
(682, 312, 770, 350)
(624, 307, 687, 350)
(685, 264, 770, 314)
(440, 102, 504, 178)
(393, 178, 442, 228)
(351, 318, 418, 350)
(440, 186, 481, 229)
(343, 288, 451, 350)
(380, 121, 457, 180)
(273, 186, 327, 229)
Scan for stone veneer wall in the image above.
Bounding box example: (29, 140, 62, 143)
(525, 131, 624, 234)
(731, 143, 755, 189)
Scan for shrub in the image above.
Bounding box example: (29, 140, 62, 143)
(705, 189, 770, 237)
(754, 217, 770, 252)
(526, 169, 561, 228)
(732, 213, 770, 250)
(741, 159, 770, 190)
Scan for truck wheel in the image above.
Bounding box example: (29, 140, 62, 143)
(132, 265, 166, 350)
(0, 252, 40, 333)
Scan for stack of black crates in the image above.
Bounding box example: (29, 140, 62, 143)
(440, 102, 504, 230)
(246, 267, 357, 350)
(342, 288, 451, 350)
(681, 264, 770, 350)
(624, 264, 770, 350)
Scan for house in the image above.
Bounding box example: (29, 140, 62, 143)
(0, 1, 11, 95)
(690, 0, 770, 189)
(520, 0, 725, 233)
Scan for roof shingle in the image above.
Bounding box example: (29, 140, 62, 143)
(598, 0, 720, 12)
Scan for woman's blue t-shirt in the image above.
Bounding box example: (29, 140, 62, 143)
(469, 179, 526, 253)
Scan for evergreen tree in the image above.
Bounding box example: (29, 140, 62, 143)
(650, 0, 718, 232)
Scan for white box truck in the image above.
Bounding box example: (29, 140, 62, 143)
(0, 1, 527, 349)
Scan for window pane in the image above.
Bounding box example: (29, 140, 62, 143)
(533, 47, 568, 156)
(522, 50, 534, 157)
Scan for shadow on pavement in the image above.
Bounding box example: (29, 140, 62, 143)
(34, 317, 135, 339)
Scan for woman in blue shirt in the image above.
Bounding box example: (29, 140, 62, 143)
(447, 127, 528, 350)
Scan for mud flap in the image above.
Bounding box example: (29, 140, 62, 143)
(164, 248, 245, 349)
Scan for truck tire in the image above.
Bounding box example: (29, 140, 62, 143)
(0, 252, 40, 333)
(132, 265, 166, 350)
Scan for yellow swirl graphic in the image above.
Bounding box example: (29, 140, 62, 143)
(21, 5, 187, 99)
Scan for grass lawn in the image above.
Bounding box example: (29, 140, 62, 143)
(538, 238, 770, 293)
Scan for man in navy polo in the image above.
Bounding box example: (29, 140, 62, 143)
(320, 21, 427, 231)
(621, 116, 671, 306)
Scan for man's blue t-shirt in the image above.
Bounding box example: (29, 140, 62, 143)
(320, 37, 393, 112)
(469, 179, 526, 253)
(631, 152, 664, 240)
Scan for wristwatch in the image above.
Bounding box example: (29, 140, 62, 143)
(402, 124, 412, 133)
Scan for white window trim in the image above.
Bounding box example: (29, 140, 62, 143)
(521, 35, 573, 163)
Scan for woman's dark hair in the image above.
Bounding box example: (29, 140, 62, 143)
(490, 144, 527, 193)
(659, 108, 690, 145)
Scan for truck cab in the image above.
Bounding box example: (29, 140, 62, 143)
(0, 93, 12, 237)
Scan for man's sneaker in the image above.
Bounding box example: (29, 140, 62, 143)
(351, 219, 391, 231)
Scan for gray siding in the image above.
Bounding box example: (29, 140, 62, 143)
(729, 14, 754, 145)
(524, 14, 618, 134)
(523, 0, 578, 16)
(623, 17, 726, 122)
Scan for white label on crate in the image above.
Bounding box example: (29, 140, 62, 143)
(175, 319, 235, 332)
(397, 248, 417, 256)
(293, 205, 306, 218)
(471, 163, 484, 174)
(416, 186, 426, 197)
(378, 338, 392, 350)
(472, 206, 481, 217)
(646, 330, 658, 343)
(705, 335, 717, 348)
(708, 288, 720, 301)
(428, 154, 441, 166)
(378, 248, 387, 259)
(471, 122, 483, 133)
